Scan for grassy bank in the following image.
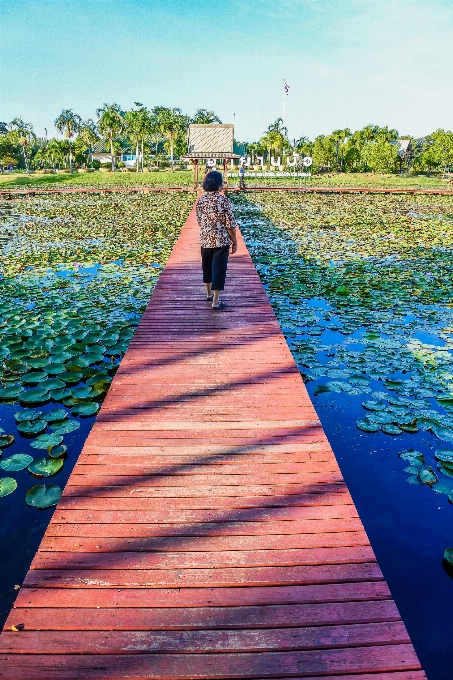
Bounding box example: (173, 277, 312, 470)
(0, 170, 450, 191)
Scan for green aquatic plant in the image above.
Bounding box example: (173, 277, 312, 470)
(232, 190, 453, 562)
(0, 191, 193, 509)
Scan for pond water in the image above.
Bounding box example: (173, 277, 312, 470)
(2, 189, 453, 677)
(231, 192, 453, 680)
(0, 193, 193, 626)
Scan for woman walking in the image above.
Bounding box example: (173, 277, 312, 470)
(196, 170, 238, 310)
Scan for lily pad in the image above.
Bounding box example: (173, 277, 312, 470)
(48, 445, 67, 459)
(0, 434, 15, 449)
(444, 547, 453, 566)
(0, 385, 24, 399)
(0, 453, 33, 471)
(435, 449, 453, 464)
(0, 477, 17, 497)
(71, 402, 100, 416)
(15, 409, 43, 423)
(432, 426, 453, 443)
(418, 467, 437, 485)
(437, 462, 453, 478)
(25, 484, 62, 508)
(30, 433, 64, 450)
(22, 372, 48, 385)
(59, 371, 84, 384)
(71, 385, 95, 399)
(49, 419, 80, 434)
(356, 419, 380, 433)
(362, 400, 386, 411)
(28, 457, 63, 477)
(381, 423, 403, 435)
(20, 389, 49, 404)
(43, 409, 68, 423)
(17, 419, 47, 435)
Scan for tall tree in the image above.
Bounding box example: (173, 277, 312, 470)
(190, 109, 222, 124)
(54, 109, 82, 172)
(330, 128, 351, 171)
(96, 103, 125, 171)
(125, 103, 152, 172)
(152, 107, 189, 172)
(362, 140, 399, 173)
(78, 119, 100, 166)
(9, 118, 35, 173)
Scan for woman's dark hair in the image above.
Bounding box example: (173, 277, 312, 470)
(202, 170, 223, 192)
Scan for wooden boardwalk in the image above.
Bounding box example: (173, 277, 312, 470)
(1, 185, 453, 198)
(0, 202, 425, 679)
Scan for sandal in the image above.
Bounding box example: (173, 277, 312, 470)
(212, 301, 227, 310)
(206, 295, 214, 301)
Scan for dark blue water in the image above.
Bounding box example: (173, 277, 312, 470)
(0, 400, 95, 623)
(310, 385, 453, 677)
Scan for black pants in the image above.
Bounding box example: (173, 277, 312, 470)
(201, 246, 230, 291)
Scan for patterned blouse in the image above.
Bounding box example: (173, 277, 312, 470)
(196, 192, 237, 248)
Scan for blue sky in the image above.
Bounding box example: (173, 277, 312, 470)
(1, 0, 452, 142)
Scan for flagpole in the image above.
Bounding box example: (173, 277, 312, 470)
(282, 79, 286, 129)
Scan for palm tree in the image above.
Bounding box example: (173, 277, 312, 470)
(330, 128, 351, 171)
(125, 103, 152, 172)
(54, 109, 82, 172)
(78, 119, 100, 166)
(190, 109, 222, 124)
(152, 107, 188, 172)
(9, 118, 36, 173)
(96, 103, 125, 171)
(267, 118, 288, 137)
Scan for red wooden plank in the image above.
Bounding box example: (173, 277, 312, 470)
(0, 199, 423, 677)
(46, 518, 363, 537)
(40, 530, 369, 553)
(50, 505, 359, 523)
(11, 581, 391, 610)
(23, 563, 383, 589)
(0, 621, 410, 653)
(0, 646, 422, 678)
(4, 600, 400, 631)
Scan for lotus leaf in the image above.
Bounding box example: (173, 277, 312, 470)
(59, 371, 84, 384)
(48, 445, 67, 459)
(432, 426, 453, 442)
(367, 412, 395, 425)
(43, 409, 68, 423)
(17, 419, 47, 435)
(399, 450, 425, 463)
(49, 419, 80, 434)
(362, 400, 386, 411)
(418, 467, 438, 485)
(0, 454, 33, 471)
(30, 433, 63, 450)
(25, 484, 62, 508)
(45, 363, 67, 374)
(15, 410, 42, 423)
(437, 462, 453, 479)
(20, 389, 49, 404)
(356, 419, 380, 433)
(28, 457, 63, 477)
(0, 385, 24, 399)
(381, 424, 403, 435)
(0, 477, 17, 497)
(0, 434, 14, 448)
(70, 386, 95, 399)
(28, 358, 49, 369)
(435, 449, 453, 464)
(71, 402, 100, 416)
(49, 388, 68, 401)
(40, 378, 65, 391)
